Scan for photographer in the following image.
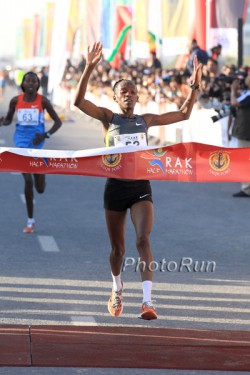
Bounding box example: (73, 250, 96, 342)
(230, 75, 250, 197)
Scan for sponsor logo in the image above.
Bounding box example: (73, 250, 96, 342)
(153, 148, 167, 157)
(139, 194, 150, 199)
(209, 151, 230, 172)
(140, 148, 193, 175)
(149, 160, 165, 173)
(102, 153, 122, 168)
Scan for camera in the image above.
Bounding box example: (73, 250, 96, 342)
(211, 104, 231, 123)
(216, 74, 235, 84)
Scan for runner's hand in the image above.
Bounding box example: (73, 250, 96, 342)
(0, 116, 4, 126)
(86, 42, 103, 67)
(32, 132, 45, 145)
(192, 55, 202, 86)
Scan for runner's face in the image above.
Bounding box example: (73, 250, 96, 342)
(114, 81, 138, 111)
(22, 74, 39, 93)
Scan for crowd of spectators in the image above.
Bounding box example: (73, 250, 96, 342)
(1, 40, 249, 120)
(60, 40, 249, 120)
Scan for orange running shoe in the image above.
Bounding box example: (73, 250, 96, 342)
(108, 284, 123, 317)
(139, 301, 157, 320)
(23, 223, 35, 233)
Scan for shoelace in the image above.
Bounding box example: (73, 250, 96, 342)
(112, 290, 122, 308)
(143, 300, 156, 309)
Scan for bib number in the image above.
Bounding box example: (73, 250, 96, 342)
(17, 108, 39, 126)
(114, 133, 147, 147)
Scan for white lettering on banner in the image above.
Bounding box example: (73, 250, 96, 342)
(147, 167, 161, 174)
(17, 109, 39, 126)
(165, 157, 192, 169)
(29, 161, 40, 167)
(29, 160, 78, 169)
(49, 162, 78, 169)
(209, 168, 231, 177)
(50, 157, 78, 163)
(166, 169, 193, 175)
(101, 164, 122, 173)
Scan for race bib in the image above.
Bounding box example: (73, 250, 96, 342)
(17, 108, 39, 126)
(114, 133, 147, 147)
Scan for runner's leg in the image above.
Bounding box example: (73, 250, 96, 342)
(33, 174, 46, 194)
(130, 200, 157, 319)
(105, 209, 127, 316)
(22, 173, 34, 218)
(105, 209, 127, 276)
(130, 200, 154, 281)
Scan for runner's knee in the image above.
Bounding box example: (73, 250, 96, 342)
(136, 235, 150, 251)
(34, 176, 46, 193)
(110, 245, 125, 258)
(36, 184, 46, 194)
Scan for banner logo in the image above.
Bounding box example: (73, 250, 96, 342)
(209, 151, 230, 172)
(153, 148, 167, 157)
(102, 153, 122, 168)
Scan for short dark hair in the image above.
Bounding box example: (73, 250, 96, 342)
(113, 79, 136, 94)
(21, 72, 41, 92)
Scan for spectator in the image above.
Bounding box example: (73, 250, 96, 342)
(187, 38, 209, 74)
(39, 66, 49, 98)
(211, 44, 225, 73)
(77, 54, 86, 73)
(149, 51, 162, 71)
(230, 75, 250, 197)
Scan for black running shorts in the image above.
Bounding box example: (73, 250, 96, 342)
(104, 178, 153, 211)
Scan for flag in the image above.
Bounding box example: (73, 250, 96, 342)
(44, 2, 55, 57)
(210, 0, 248, 28)
(101, 0, 113, 49)
(48, 0, 70, 93)
(131, 0, 149, 58)
(23, 18, 33, 59)
(33, 14, 42, 57)
(85, 0, 102, 47)
(208, 0, 249, 57)
(109, 5, 132, 68)
(161, 0, 194, 56)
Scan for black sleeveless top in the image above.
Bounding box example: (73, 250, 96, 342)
(105, 114, 148, 147)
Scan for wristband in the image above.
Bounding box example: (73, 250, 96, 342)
(190, 82, 200, 91)
(45, 132, 51, 139)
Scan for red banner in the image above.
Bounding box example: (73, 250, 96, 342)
(0, 142, 249, 182)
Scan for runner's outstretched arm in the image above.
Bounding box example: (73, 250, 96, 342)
(143, 55, 202, 127)
(74, 41, 113, 126)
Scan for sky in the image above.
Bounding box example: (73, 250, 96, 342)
(0, 0, 52, 58)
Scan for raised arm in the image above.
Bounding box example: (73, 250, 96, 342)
(143, 55, 202, 127)
(74, 41, 113, 126)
